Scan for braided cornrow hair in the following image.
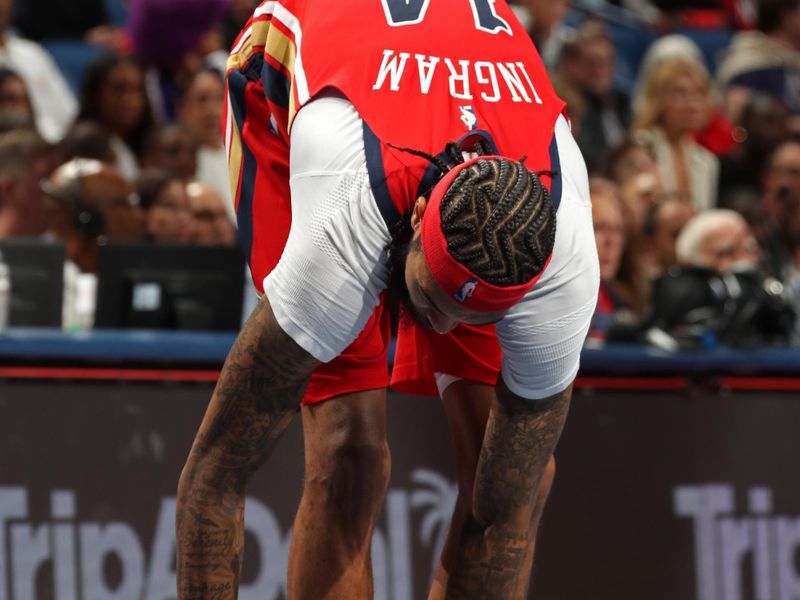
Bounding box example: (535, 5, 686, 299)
(439, 158, 556, 287)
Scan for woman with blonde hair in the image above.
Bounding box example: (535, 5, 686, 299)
(634, 56, 720, 211)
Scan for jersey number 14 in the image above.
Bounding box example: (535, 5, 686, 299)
(380, 0, 513, 35)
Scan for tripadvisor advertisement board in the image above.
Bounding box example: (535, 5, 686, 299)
(1, 381, 800, 599)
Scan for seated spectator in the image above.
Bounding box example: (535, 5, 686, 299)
(676, 209, 760, 273)
(607, 137, 666, 228)
(0, 67, 34, 128)
(634, 55, 719, 211)
(607, 137, 662, 187)
(642, 198, 696, 278)
(718, 92, 790, 207)
(0, 0, 77, 142)
(42, 158, 143, 273)
(649, 208, 795, 348)
(0, 128, 53, 237)
(550, 74, 587, 138)
(717, 0, 800, 133)
(137, 168, 193, 243)
(635, 34, 737, 157)
(57, 121, 115, 164)
(517, 0, 571, 68)
(77, 53, 154, 181)
(559, 21, 631, 174)
(127, 0, 233, 121)
(177, 68, 233, 218)
(748, 138, 800, 282)
(186, 181, 236, 246)
(588, 177, 648, 343)
(140, 123, 198, 181)
(42, 159, 143, 330)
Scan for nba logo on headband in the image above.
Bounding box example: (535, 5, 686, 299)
(454, 278, 478, 303)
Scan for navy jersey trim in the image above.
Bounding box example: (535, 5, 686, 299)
(228, 68, 257, 269)
(548, 133, 562, 212)
(363, 121, 402, 228)
(261, 60, 291, 109)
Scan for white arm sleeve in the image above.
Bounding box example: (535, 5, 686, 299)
(263, 96, 392, 362)
(496, 116, 600, 400)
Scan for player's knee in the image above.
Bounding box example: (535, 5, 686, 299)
(312, 431, 391, 508)
(331, 434, 391, 496)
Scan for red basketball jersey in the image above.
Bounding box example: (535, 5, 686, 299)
(225, 0, 565, 290)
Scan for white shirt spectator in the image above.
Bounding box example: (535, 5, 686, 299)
(197, 144, 235, 223)
(0, 33, 77, 142)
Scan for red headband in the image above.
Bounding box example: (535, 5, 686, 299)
(420, 156, 552, 313)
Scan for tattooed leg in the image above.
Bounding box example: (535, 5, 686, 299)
(288, 389, 391, 599)
(428, 381, 557, 600)
(176, 296, 320, 599)
(443, 382, 572, 599)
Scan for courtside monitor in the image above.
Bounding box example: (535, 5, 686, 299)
(0, 238, 65, 328)
(95, 243, 245, 332)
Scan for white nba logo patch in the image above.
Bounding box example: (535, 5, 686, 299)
(454, 278, 478, 302)
(459, 105, 477, 131)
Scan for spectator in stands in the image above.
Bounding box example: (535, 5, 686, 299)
(42, 158, 143, 274)
(57, 121, 115, 164)
(77, 54, 154, 181)
(606, 137, 665, 229)
(0, 0, 77, 142)
(588, 177, 648, 342)
(140, 123, 198, 181)
(718, 93, 790, 207)
(177, 68, 232, 217)
(0, 67, 33, 126)
(138, 168, 193, 243)
(607, 137, 661, 187)
(560, 21, 631, 174)
(717, 0, 800, 132)
(749, 138, 800, 282)
(621, 173, 670, 232)
(519, 0, 571, 68)
(127, 0, 233, 121)
(651, 209, 794, 349)
(634, 56, 719, 211)
(186, 181, 236, 246)
(635, 34, 737, 157)
(642, 198, 695, 277)
(676, 209, 760, 273)
(0, 128, 53, 237)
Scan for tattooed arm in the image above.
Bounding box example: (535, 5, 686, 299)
(444, 381, 572, 599)
(176, 296, 320, 599)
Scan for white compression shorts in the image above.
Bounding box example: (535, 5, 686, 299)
(265, 95, 599, 400)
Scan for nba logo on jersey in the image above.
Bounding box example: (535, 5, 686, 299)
(454, 278, 479, 302)
(459, 105, 477, 130)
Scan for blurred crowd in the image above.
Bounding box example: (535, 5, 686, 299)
(0, 0, 245, 327)
(0, 0, 798, 347)
(514, 0, 800, 348)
